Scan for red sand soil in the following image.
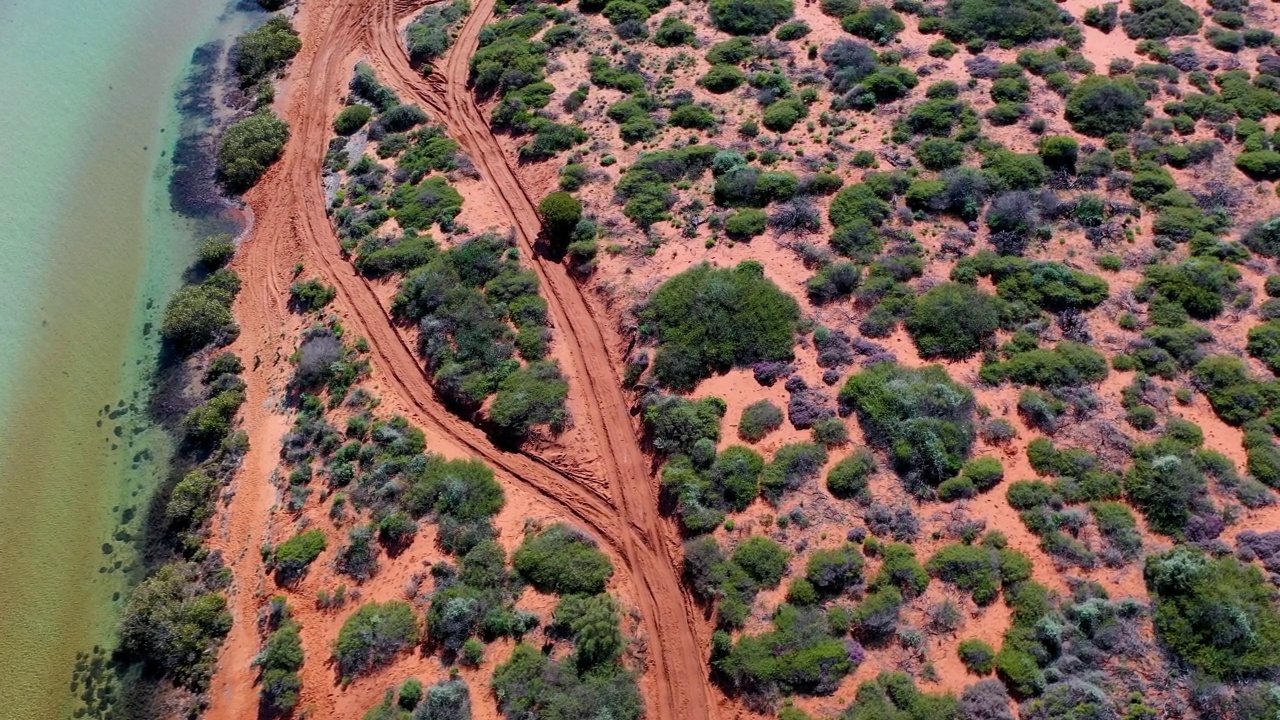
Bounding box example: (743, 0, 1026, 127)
(204, 1, 728, 718)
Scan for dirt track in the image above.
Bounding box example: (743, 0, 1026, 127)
(206, 1, 721, 718)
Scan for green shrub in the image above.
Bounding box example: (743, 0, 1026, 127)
(840, 362, 976, 492)
(218, 111, 290, 192)
(844, 673, 959, 719)
(1084, 2, 1119, 31)
(739, 400, 783, 442)
(1243, 217, 1280, 258)
(824, 445, 875, 497)
(259, 619, 304, 713)
(941, 0, 1065, 46)
(403, 456, 504, 523)
(334, 104, 373, 135)
(289, 278, 336, 311)
(493, 643, 642, 720)
(198, 234, 236, 268)
(725, 208, 768, 239)
(830, 183, 891, 226)
(407, 0, 470, 64)
(1236, 150, 1280, 180)
(644, 394, 725, 455)
(699, 64, 747, 93)
(538, 191, 583, 252)
(761, 442, 829, 501)
(906, 282, 1002, 360)
(958, 638, 996, 674)
(513, 523, 614, 594)
(842, 5, 905, 43)
(762, 99, 807, 132)
(274, 529, 327, 580)
(873, 543, 930, 596)
(806, 544, 864, 594)
(915, 138, 965, 170)
(232, 16, 301, 86)
(961, 456, 1004, 491)
(1146, 546, 1280, 678)
(717, 605, 852, 695)
(655, 16, 697, 46)
(981, 342, 1110, 388)
(1065, 75, 1148, 137)
(118, 563, 232, 691)
(852, 586, 905, 642)
(927, 543, 1002, 605)
(731, 536, 790, 586)
(489, 361, 570, 436)
(334, 601, 421, 678)
(640, 261, 800, 391)
(162, 277, 239, 352)
(1121, 0, 1202, 39)
(1142, 257, 1240, 320)
(709, 0, 794, 35)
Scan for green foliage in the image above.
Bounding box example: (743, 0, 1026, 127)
(732, 535, 791, 586)
(407, 0, 471, 64)
(538, 191, 583, 252)
(762, 98, 807, 132)
(389, 176, 464, 231)
(335, 601, 421, 678)
(644, 394, 725, 456)
(842, 5, 905, 44)
(840, 362, 976, 492)
(830, 183, 892, 227)
(725, 208, 768, 239)
(259, 616, 305, 713)
(233, 16, 301, 87)
(806, 544, 864, 594)
(1146, 546, 1280, 678)
(162, 271, 240, 352)
(218, 111, 290, 193)
(981, 341, 1109, 388)
(274, 529, 327, 580)
(290, 278, 336, 311)
(716, 604, 853, 696)
(493, 643, 642, 720)
(915, 138, 965, 171)
(739, 400, 784, 442)
(1065, 75, 1148, 137)
(198, 234, 236, 268)
(662, 446, 764, 534)
(826, 449, 876, 499)
(655, 15, 698, 46)
(1193, 355, 1277, 426)
(553, 593, 624, 670)
(761, 442, 829, 501)
(872, 543, 930, 596)
(1125, 433, 1208, 536)
(1120, 0, 1202, 39)
(927, 543, 1009, 605)
(1244, 217, 1280, 258)
(335, 104, 373, 135)
(941, 0, 1065, 46)
(514, 523, 614, 594)
(709, 0, 795, 35)
(489, 361, 570, 436)
(906, 282, 1002, 360)
(958, 639, 996, 674)
(403, 455, 504, 535)
(640, 262, 800, 391)
(980, 149, 1047, 192)
(1142, 257, 1241, 320)
(119, 563, 231, 691)
(1236, 150, 1280, 180)
(700, 64, 747, 93)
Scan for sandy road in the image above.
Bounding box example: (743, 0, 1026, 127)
(206, 0, 721, 718)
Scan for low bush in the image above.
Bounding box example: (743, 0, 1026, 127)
(841, 362, 976, 493)
(1146, 546, 1280, 678)
(232, 16, 301, 87)
(513, 523, 614, 594)
(739, 400, 783, 442)
(218, 111, 290, 193)
(640, 261, 800, 391)
(334, 601, 421, 678)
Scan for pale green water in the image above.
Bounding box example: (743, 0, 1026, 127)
(0, 0, 252, 716)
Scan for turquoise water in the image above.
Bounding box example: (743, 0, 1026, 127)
(0, 0, 252, 716)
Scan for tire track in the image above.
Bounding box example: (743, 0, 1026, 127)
(208, 1, 720, 718)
